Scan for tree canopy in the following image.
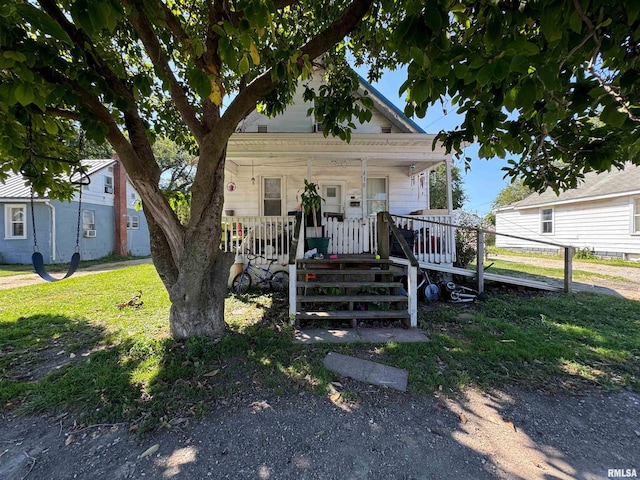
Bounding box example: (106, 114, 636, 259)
(1, 0, 639, 338)
(429, 164, 467, 210)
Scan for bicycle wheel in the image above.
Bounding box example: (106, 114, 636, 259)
(269, 270, 289, 293)
(231, 271, 252, 294)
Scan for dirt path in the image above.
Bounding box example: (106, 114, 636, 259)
(1, 386, 638, 480)
(489, 254, 640, 300)
(0, 258, 153, 290)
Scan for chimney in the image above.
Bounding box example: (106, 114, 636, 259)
(113, 153, 128, 256)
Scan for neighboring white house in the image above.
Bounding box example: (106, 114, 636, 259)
(0, 158, 150, 264)
(221, 70, 457, 265)
(494, 164, 640, 260)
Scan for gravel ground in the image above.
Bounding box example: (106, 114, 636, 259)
(1, 386, 638, 480)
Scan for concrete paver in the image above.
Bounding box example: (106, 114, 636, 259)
(323, 351, 409, 391)
(293, 328, 429, 344)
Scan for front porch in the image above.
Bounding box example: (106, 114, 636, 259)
(221, 212, 457, 266)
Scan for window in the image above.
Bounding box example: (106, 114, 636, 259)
(104, 175, 114, 194)
(257, 125, 268, 133)
(541, 208, 553, 234)
(381, 125, 392, 134)
(366, 178, 388, 215)
(263, 178, 282, 216)
(83, 209, 95, 233)
(4, 204, 27, 239)
(633, 198, 640, 234)
(127, 215, 140, 230)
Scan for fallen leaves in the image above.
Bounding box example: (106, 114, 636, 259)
(138, 444, 159, 459)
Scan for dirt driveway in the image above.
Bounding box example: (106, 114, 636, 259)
(1, 385, 639, 480)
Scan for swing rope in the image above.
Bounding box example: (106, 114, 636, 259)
(22, 118, 88, 282)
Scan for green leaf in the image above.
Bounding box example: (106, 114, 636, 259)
(476, 64, 493, 86)
(569, 11, 583, 34)
(516, 80, 537, 108)
(411, 79, 429, 104)
(510, 56, 529, 74)
(15, 83, 35, 106)
(15, 4, 72, 45)
(600, 104, 627, 128)
(238, 55, 249, 75)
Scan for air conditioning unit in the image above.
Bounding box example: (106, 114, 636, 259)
(84, 229, 96, 238)
(104, 186, 113, 194)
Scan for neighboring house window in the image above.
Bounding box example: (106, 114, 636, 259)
(83, 210, 96, 237)
(381, 126, 392, 134)
(4, 204, 27, 239)
(104, 175, 114, 194)
(634, 198, 640, 234)
(541, 208, 554, 234)
(263, 177, 282, 216)
(366, 178, 388, 215)
(127, 215, 140, 230)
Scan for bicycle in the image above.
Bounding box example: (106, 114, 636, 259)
(231, 254, 289, 295)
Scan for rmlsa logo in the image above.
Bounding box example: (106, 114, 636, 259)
(608, 469, 638, 478)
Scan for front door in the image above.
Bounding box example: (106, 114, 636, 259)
(321, 184, 342, 216)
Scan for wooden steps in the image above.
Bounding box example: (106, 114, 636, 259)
(295, 256, 410, 327)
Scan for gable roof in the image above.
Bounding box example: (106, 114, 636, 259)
(0, 159, 114, 200)
(502, 163, 640, 210)
(356, 75, 425, 134)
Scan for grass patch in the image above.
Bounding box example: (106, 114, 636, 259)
(1, 264, 638, 432)
(0, 253, 150, 278)
(475, 259, 634, 284)
(488, 246, 640, 269)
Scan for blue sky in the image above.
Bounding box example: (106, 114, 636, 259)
(361, 68, 513, 217)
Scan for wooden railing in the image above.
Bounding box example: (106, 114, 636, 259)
(221, 215, 295, 264)
(390, 214, 456, 264)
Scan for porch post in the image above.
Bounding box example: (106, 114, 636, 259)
(445, 157, 453, 213)
(407, 264, 418, 328)
(361, 158, 367, 220)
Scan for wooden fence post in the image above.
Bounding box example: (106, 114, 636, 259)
(476, 230, 485, 294)
(377, 211, 389, 258)
(564, 247, 573, 293)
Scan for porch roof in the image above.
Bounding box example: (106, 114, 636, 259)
(226, 133, 450, 172)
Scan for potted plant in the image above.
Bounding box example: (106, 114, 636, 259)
(300, 179, 330, 255)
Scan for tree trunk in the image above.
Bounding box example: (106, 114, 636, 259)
(168, 249, 235, 338)
(137, 141, 233, 339)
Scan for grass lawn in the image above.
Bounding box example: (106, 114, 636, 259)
(0, 254, 150, 278)
(1, 263, 638, 432)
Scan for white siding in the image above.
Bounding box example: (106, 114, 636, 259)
(495, 196, 640, 255)
(238, 74, 402, 134)
(223, 163, 429, 218)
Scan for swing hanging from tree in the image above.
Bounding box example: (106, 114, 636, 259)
(20, 118, 90, 282)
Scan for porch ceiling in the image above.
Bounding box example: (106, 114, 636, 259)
(226, 133, 450, 170)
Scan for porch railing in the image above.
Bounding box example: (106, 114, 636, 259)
(390, 214, 456, 264)
(222, 213, 456, 265)
(221, 215, 295, 265)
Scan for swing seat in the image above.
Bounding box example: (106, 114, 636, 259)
(32, 251, 81, 282)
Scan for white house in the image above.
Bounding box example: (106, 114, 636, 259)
(494, 164, 640, 261)
(0, 158, 150, 265)
(221, 71, 457, 265)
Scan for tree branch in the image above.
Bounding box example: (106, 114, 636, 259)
(219, 0, 373, 137)
(36, 0, 137, 108)
(45, 107, 79, 120)
(124, 0, 206, 143)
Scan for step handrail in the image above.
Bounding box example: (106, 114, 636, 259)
(378, 211, 419, 267)
(288, 211, 303, 265)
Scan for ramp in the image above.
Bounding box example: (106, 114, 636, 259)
(418, 261, 562, 292)
(390, 256, 562, 292)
